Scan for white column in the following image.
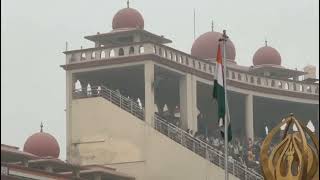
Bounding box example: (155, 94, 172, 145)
(179, 74, 198, 132)
(191, 76, 198, 132)
(245, 94, 254, 141)
(144, 61, 155, 126)
(179, 74, 193, 130)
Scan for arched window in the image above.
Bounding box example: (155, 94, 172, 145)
(284, 83, 289, 90)
(159, 48, 162, 56)
(299, 84, 303, 92)
(153, 46, 157, 54)
(118, 48, 124, 56)
(91, 51, 96, 59)
(278, 81, 282, 88)
(163, 50, 167, 57)
(129, 47, 134, 55)
(168, 52, 172, 59)
(271, 80, 275, 87)
(193, 60, 196, 67)
(232, 72, 236, 79)
(176, 55, 179, 62)
(238, 74, 242, 81)
(257, 78, 261, 85)
(139, 46, 144, 54)
(70, 54, 76, 62)
(109, 49, 115, 57)
(179, 56, 183, 63)
(306, 86, 311, 92)
(198, 62, 201, 69)
(209, 65, 212, 73)
(203, 64, 207, 71)
(250, 76, 254, 83)
(185, 58, 189, 65)
(81, 52, 86, 60)
(101, 51, 106, 59)
(226, 70, 230, 78)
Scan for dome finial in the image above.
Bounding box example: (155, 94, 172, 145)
(265, 38, 268, 47)
(127, 0, 130, 8)
(211, 20, 214, 32)
(40, 122, 43, 132)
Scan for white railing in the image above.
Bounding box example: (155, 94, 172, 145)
(65, 42, 319, 96)
(73, 86, 264, 180)
(73, 86, 144, 120)
(154, 115, 263, 180)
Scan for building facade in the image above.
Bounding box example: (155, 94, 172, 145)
(62, 3, 319, 180)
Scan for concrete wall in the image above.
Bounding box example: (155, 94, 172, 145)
(70, 97, 238, 180)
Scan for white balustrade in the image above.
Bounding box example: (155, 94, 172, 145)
(65, 42, 319, 95)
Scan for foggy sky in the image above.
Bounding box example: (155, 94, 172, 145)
(1, 0, 319, 160)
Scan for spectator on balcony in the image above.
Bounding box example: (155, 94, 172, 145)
(97, 86, 101, 95)
(189, 130, 194, 137)
(213, 137, 219, 149)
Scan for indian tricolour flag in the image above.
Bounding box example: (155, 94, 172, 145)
(212, 43, 232, 142)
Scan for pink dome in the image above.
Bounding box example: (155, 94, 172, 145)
(253, 45, 281, 66)
(23, 132, 60, 158)
(191, 31, 236, 61)
(112, 7, 144, 29)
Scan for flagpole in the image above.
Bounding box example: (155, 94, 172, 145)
(221, 29, 229, 180)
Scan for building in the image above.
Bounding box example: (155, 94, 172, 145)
(1, 126, 135, 180)
(60, 3, 319, 180)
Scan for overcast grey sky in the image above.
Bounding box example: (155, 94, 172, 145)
(1, 0, 319, 160)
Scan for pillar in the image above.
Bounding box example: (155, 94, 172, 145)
(179, 74, 197, 131)
(245, 94, 254, 141)
(144, 61, 155, 126)
(179, 74, 198, 132)
(179, 74, 191, 130)
(191, 77, 198, 132)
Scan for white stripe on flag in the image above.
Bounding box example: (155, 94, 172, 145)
(217, 64, 224, 87)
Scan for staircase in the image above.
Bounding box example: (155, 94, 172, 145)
(73, 86, 264, 180)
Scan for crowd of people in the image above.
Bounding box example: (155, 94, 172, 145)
(187, 129, 264, 170)
(154, 112, 278, 174)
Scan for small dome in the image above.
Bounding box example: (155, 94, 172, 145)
(112, 7, 144, 29)
(23, 130, 60, 158)
(191, 31, 236, 61)
(253, 45, 281, 66)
